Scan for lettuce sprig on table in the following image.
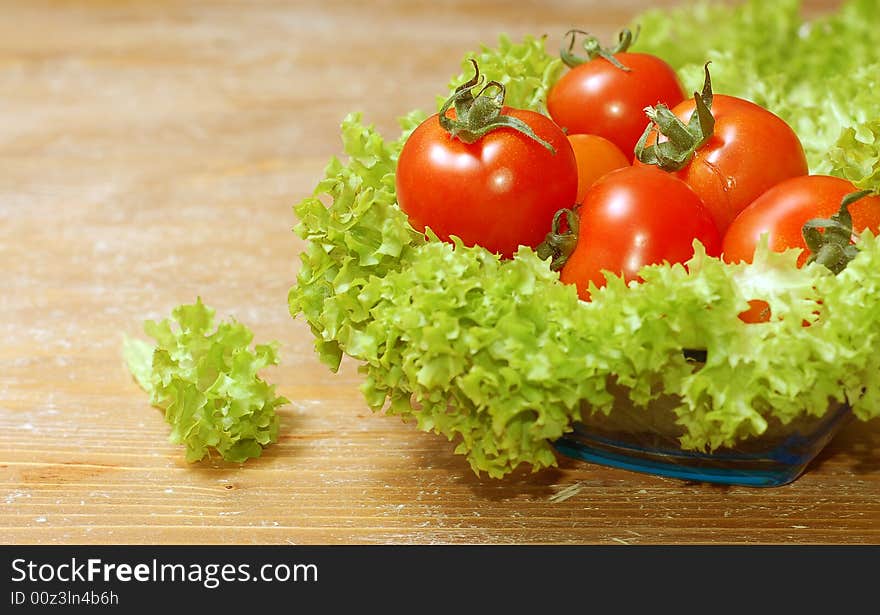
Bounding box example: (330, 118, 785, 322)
(125, 299, 287, 463)
(290, 0, 880, 478)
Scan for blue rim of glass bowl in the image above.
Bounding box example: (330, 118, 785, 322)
(553, 402, 852, 487)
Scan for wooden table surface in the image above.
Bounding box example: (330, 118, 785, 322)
(4, 0, 878, 546)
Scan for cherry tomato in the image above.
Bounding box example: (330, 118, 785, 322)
(567, 134, 630, 204)
(736, 300, 773, 324)
(396, 106, 577, 258)
(638, 94, 809, 234)
(723, 175, 880, 266)
(723, 175, 880, 324)
(559, 166, 721, 300)
(548, 51, 685, 158)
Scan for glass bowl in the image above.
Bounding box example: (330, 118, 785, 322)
(553, 387, 852, 487)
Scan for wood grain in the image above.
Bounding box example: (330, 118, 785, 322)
(3, 0, 877, 546)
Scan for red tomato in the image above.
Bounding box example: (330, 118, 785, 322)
(559, 166, 721, 300)
(637, 95, 809, 234)
(567, 134, 630, 204)
(737, 300, 773, 324)
(548, 52, 685, 158)
(723, 175, 880, 266)
(396, 106, 577, 258)
(722, 175, 880, 324)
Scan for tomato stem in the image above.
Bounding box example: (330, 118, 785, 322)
(634, 62, 715, 171)
(438, 59, 555, 152)
(803, 190, 872, 274)
(560, 27, 639, 71)
(537, 208, 579, 271)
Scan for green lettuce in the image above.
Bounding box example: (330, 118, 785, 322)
(289, 113, 425, 371)
(441, 35, 563, 113)
(290, 0, 880, 477)
(124, 298, 288, 463)
(830, 121, 880, 192)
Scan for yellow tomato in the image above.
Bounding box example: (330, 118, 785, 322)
(567, 134, 630, 204)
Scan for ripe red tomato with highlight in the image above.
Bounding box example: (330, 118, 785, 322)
(637, 94, 809, 234)
(723, 175, 880, 324)
(567, 134, 630, 204)
(548, 51, 685, 159)
(722, 175, 880, 266)
(396, 108, 577, 258)
(559, 166, 721, 300)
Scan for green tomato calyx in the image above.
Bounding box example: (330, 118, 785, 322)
(561, 27, 638, 71)
(803, 190, 873, 274)
(537, 207, 579, 271)
(635, 62, 716, 171)
(438, 59, 555, 153)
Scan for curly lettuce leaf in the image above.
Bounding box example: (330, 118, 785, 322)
(289, 113, 424, 371)
(830, 120, 880, 193)
(290, 1, 880, 478)
(592, 243, 841, 450)
(816, 230, 880, 419)
(354, 241, 599, 478)
(123, 336, 154, 393)
(634, 0, 802, 74)
(441, 34, 563, 113)
(125, 298, 287, 463)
